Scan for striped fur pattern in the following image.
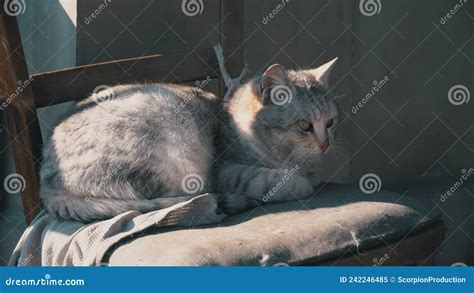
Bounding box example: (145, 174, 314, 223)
(40, 59, 339, 222)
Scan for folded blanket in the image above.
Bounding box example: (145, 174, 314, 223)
(9, 194, 224, 266)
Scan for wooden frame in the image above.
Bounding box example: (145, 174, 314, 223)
(0, 0, 244, 224)
(0, 7, 43, 224)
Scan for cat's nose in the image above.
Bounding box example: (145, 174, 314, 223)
(319, 141, 329, 152)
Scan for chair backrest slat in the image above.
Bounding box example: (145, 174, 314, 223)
(1, 0, 243, 224)
(32, 48, 219, 108)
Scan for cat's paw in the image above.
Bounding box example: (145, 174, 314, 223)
(304, 170, 323, 187)
(262, 171, 314, 203)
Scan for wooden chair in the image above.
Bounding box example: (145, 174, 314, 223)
(1, 0, 444, 266)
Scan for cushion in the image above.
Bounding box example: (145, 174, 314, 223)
(107, 184, 442, 266)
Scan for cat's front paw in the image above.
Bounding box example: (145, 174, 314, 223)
(262, 171, 314, 203)
(304, 170, 323, 187)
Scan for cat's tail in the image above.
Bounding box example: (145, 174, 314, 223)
(43, 195, 195, 223)
(44, 193, 258, 223)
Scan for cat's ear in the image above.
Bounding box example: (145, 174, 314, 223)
(261, 64, 289, 88)
(260, 64, 290, 105)
(309, 57, 338, 88)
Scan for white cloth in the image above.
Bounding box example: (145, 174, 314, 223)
(9, 194, 224, 266)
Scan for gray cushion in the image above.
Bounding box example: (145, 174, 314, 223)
(108, 184, 441, 266)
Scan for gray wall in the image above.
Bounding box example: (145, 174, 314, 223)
(1, 0, 472, 264)
(348, 0, 473, 264)
(350, 0, 473, 183)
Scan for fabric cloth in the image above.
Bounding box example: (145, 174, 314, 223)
(9, 194, 224, 266)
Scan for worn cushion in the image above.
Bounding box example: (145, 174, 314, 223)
(107, 184, 441, 266)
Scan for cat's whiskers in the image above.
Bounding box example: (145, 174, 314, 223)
(331, 142, 349, 151)
(331, 147, 350, 159)
(280, 150, 301, 169)
(332, 140, 349, 149)
(289, 148, 320, 168)
(299, 143, 349, 160)
(331, 146, 350, 157)
(332, 94, 345, 101)
(331, 148, 349, 160)
(332, 138, 346, 144)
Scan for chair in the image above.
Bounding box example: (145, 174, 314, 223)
(0, 0, 444, 266)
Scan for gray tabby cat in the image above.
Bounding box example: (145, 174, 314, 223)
(40, 58, 339, 222)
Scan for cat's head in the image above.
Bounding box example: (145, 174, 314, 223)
(251, 58, 340, 168)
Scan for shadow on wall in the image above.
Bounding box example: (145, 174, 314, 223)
(349, 0, 473, 184)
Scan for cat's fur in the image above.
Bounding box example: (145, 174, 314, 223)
(40, 58, 339, 222)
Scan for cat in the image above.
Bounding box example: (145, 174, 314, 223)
(40, 58, 339, 222)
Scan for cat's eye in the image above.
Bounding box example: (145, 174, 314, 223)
(297, 120, 312, 132)
(326, 119, 334, 128)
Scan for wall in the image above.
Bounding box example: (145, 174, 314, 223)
(350, 0, 473, 183)
(349, 0, 473, 264)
